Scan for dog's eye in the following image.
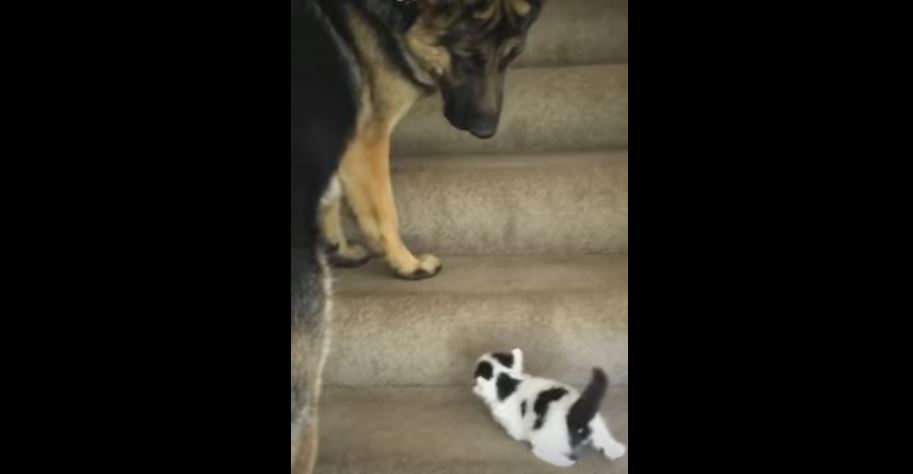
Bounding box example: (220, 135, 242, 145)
(453, 49, 483, 66)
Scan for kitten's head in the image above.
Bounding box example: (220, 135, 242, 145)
(472, 348, 524, 403)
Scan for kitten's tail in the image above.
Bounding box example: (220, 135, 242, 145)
(567, 368, 609, 433)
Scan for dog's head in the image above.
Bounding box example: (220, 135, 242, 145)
(407, 0, 544, 138)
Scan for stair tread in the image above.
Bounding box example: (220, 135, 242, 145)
(393, 149, 628, 167)
(325, 255, 628, 387)
(370, 151, 629, 255)
(335, 254, 627, 296)
(316, 385, 628, 474)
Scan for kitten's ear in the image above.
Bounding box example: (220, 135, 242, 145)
(511, 348, 524, 372)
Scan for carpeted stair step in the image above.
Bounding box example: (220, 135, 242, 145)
(316, 385, 628, 474)
(324, 254, 628, 387)
(343, 151, 628, 255)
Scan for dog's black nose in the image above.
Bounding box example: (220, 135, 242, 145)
(470, 127, 496, 139)
(468, 118, 498, 139)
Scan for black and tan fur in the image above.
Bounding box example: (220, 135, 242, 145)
(291, 1, 543, 472)
(317, 0, 544, 280)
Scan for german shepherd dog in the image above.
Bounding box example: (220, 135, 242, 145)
(291, 0, 543, 472)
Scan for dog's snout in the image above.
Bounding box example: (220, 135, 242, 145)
(468, 116, 498, 139)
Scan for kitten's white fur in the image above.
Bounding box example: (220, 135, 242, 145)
(472, 349, 627, 468)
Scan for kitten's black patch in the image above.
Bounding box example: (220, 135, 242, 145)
(474, 361, 493, 381)
(521, 400, 527, 417)
(492, 352, 514, 369)
(496, 373, 520, 401)
(533, 387, 568, 430)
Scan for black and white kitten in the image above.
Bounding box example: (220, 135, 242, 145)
(472, 349, 627, 467)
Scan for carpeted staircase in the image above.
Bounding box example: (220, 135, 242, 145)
(318, 1, 628, 472)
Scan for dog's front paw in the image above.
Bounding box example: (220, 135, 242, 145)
(328, 243, 371, 268)
(393, 254, 442, 280)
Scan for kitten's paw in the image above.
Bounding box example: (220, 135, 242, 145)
(600, 442, 627, 461)
(393, 254, 442, 280)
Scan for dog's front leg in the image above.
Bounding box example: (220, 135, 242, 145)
(339, 123, 442, 280)
(319, 176, 370, 267)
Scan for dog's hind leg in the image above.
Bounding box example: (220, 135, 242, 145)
(339, 122, 442, 280)
(291, 409, 320, 474)
(291, 248, 333, 474)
